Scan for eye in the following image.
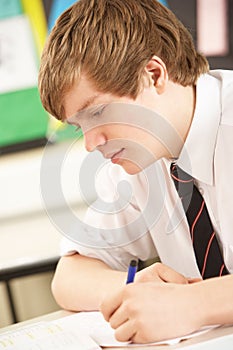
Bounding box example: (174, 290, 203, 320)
(91, 105, 106, 117)
(93, 110, 102, 117)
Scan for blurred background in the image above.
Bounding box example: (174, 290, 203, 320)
(0, 0, 232, 328)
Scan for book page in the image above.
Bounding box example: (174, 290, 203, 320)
(0, 312, 218, 349)
(52, 311, 218, 347)
(0, 322, 100, 350)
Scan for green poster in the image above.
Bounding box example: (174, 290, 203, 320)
(0, 88, 48, 147)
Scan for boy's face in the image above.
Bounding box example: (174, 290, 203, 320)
(64, 75, 175, 174)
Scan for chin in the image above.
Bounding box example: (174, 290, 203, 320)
(120, 161, 143, 175)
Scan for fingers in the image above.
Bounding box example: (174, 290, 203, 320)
(101, 284, 139, 343)
(102, 297, 137, 343)
(152, 263, 189, 284)
(135, 262, 189, 284)
(108, 305, 128, 330)
(114, 319, 136, 343)
(100, 289, 123, 322)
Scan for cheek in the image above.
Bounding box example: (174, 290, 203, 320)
(103, 125, 128, 139)
(104, 125, 144, 140)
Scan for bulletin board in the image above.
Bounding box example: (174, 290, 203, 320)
(0, 0, 48, 154)
(0, 0, 79, 155)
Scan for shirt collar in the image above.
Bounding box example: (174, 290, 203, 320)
(177, 72, 221, 185)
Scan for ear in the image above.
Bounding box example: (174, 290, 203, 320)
(145, 56, 168, 94)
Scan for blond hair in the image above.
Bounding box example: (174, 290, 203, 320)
(38, 0, 209, 120)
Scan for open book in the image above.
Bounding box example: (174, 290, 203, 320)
(0, 311, 218, 349)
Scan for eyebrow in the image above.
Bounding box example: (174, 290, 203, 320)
(78, 94, 101, 113)
(66, 94, 102, 125)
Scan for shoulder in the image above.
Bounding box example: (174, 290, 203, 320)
(208, 70, 233, 126)
(208, 69, 233, 98)
(208, 69, 233, 87)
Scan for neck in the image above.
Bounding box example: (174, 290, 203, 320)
(163, 81, 196, 158)
(181, 84, 196, 142)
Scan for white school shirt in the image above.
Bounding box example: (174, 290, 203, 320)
(61, 70, 233, 278)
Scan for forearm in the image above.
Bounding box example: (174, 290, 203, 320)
(51, 254, 126, 311)
(195, 274, 233, 327)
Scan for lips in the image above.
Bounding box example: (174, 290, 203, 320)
(105, 148, 125, 163)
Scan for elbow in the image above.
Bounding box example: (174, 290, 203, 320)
(51, 254, 105, 311)
(51, 269, 71, 311)
(51, 256, 79, 311)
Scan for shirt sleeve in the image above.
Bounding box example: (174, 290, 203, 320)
(60, 162, 157, 271)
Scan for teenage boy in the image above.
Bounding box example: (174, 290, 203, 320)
(39, 0, 233, 343)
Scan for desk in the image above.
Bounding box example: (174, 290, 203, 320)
(0, 310, 233, 349)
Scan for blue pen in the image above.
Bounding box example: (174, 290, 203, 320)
(126, 259, 138, 284)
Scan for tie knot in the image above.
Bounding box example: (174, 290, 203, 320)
(170, 163, 193, 184)
(170, 163, 194, 209)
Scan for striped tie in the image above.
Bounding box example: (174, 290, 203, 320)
(170, 163, 228, 279)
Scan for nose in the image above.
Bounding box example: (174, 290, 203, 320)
(84, 129, 107, 152)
